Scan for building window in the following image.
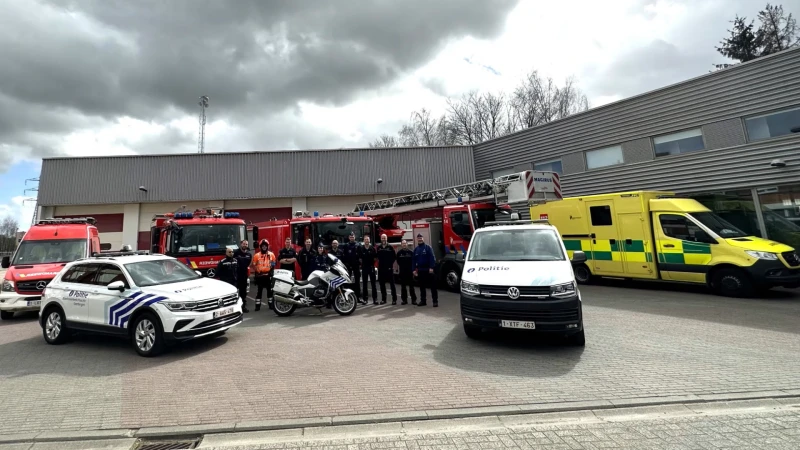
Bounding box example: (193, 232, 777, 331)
(745, 106, 800, 141)
(491, 163, 532, 179)
(589, 205, 613, 226)
(585, 146, 623, 170)
(653, 129, 705, 157)
(534, 160, 563, 174)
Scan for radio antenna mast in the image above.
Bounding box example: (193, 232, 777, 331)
(198, 95, 209, 154)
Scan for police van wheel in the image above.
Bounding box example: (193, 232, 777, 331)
(573, 264, 592, 285)
(464, 324, 482, 339)
(0, 311, 13, 321)
(131, 313, 164, 357)
(711, 268, 753, 298)
(444, 266, 461, 292)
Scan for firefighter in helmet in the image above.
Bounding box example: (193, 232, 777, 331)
(250, 239, 276, 311)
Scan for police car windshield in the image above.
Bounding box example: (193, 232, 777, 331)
(172, 225, 246, 254)
(468, 229, 565, 262)
(11, 239, 87, 265)
(125, 259, 200, 287)
(316, 221, 373, 246)
(690, 212, 748, 238)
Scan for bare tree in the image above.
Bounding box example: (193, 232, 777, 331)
(757, 3, 799, 55)
(0, 217, 18, 253)
(369, 134, 400, 148)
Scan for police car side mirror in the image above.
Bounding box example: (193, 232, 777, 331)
(1, 256, 9, 269)
(571, 251, 587, 264)
(107, 280, 126, 292)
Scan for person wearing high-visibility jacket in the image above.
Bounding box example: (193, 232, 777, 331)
(251, 239, 276, 312)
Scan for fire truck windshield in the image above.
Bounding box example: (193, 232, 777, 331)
(171, 224, 246, 254)
(316, 221, 373, 246)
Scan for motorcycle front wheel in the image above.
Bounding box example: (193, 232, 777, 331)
(333, 291, 357, 316)
(273, 298, 296, 317)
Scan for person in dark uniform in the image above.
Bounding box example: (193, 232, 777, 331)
(412, 233, 438, 307)
(310, 243, 329, 307)
(329, 239, 344, 260)
(215, 247, 238, 288)
(376, 233, 397, 305)
(278, 237, 297, 272)
(358, 235, 378, 305)
(341, 233, 362, 301)
(396, 239, 417, 305)
(297, 238, 315, 280)
(232, 239, 252, 311)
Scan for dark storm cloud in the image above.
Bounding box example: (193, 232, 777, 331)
(0, 0, 519, 170)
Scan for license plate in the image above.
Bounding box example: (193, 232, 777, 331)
(213, 307, 234, 318)
(500, 320, 535, 330)
(27, 300, 41, 307)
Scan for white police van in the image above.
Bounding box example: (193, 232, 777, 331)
(39, 248, 243, 356)
(459, 220, 586, 346)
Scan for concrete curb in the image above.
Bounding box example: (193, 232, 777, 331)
(1, 389, 799, 445)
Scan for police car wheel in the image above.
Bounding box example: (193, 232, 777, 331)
(42, 307, 69, 345)
(131, 313, 164, 357)
(464, 324, 482, 339)
(0, 311, 13, 321)
(712, 268, 753, 298)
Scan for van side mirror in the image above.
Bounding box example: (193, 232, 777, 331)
(1, 256, 10, 269)
(571, 250, 587, 264)
(252, 226, 259, 247)
(107, 280, 126, 292)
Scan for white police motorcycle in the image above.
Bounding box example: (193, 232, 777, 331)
(271, 254, 358, 317)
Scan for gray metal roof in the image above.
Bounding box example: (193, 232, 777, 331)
(38, 146, 475, 206)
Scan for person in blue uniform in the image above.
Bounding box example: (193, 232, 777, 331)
(412, 233, 438, 307)
(395, 240, 417, 305)
(376, 233, 397, 305)
(358, 235, 378, 305)
(341, 233, 362, 301)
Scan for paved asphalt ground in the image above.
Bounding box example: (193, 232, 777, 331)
(0, 280, 799, 439)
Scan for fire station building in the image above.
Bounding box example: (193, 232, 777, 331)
(36, 46, 800, 250)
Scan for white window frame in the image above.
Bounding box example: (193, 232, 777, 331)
(744, 106, 800, 142)
(533, 159, 563, 174)
(491, 163, 532, 179)
(585, 145, 624, 170)
(652, 128, 706, 157)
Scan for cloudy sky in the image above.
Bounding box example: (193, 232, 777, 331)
(1, 0, 795, 230)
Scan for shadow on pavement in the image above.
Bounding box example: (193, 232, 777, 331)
(583, 279, 800, 334)
(0, 310, 39, 326)
(429, 325, 584, 377)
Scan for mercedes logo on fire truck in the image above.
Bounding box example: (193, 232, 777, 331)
(507, 287, 520, 299)
(36, 281, 47, 291)
(206, 269, 215, 278)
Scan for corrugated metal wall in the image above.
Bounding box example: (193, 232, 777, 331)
(39, 146, 475, 206)
(473, 47, 800, 195)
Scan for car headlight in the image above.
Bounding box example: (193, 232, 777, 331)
(163, 301, 199, 311)
(460, 280, 480, 296)
(551, 281, 577, 298)
(1, 280, 13, 292)
(745, 251, 778, 260)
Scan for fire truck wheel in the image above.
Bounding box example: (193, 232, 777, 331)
(443, 265, 461, 292)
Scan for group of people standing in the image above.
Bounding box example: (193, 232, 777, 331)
(215, 232, 439, 312)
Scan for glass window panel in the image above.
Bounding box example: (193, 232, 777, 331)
(757, 184, 800, 249)
(654, 129, 706, 157)
(534, 160, 563, 174)
(690, 191, 762, 238)
(585, 146, 623, 169)
(745, 107, 800, 141)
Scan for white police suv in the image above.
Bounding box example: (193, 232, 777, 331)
(39, 249, 243, 356)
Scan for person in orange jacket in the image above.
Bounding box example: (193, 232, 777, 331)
(251, 239, 276, 311)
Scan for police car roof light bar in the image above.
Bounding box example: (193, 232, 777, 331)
(483, 219, 549, 227)
(38, 217, 97, 225)
(91, 250, 150, 258)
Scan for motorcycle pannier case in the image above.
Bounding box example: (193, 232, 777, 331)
(272, 269, 295, 296)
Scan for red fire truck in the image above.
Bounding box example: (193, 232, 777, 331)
(353, 170, 562, 291)
(149, 207, 248, 278)
(251, 212, 376, 279)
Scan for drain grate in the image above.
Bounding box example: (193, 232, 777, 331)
(132, 437, 201, 450)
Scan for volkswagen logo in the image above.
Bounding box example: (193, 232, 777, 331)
(507, 287, 520, 299)
(206, 269, 215, 278)
(36, 281, 47, 291)
(217, 298, 223, 308)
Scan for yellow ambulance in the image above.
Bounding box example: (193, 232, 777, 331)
(530, 191, 800, 297)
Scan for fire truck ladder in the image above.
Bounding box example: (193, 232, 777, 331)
(353, 171, 561, 216)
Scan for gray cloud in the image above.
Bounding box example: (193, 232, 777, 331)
(0, 0, 519, 170)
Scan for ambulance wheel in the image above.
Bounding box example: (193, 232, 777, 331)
(573, 264, 593, 284)
(273, 299, 296, 317)
(711, 268, 754, 298)
(443, 264, 461, 292)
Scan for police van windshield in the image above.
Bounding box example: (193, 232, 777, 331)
(11, 239, 87, 265)
(125, 259, 200, 287)
(690, 212, 748, 238)
(316, 221, 373, 246)
(468, 229, 565, 262)
(172, 225, 246, 254)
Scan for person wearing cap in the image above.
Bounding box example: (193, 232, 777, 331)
(233, 239, 252, 311)
(358, 235, 378, 305)
(412, 233, 438, 307)
(251, 239, 276, 311)
(396, 240, 417, 305)
(376, 233, 397, 305)
(341, 232, 362, 301)
(297, 238, 315, 280)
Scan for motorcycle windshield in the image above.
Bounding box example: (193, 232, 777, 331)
(327, 254, 339, 264)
